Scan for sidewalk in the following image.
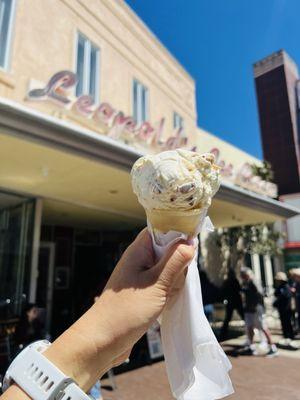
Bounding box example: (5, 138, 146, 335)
(101, 353, 300, 400)
(101, 329, 300, 400)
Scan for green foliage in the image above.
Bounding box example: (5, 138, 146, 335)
(250, 224, 285, 256)
(210, 223, 285, 272)
(251, 160, 274, 182)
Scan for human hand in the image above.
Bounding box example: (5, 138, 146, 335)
(43, 228, 195, 392)
(97, 229, 195, 357)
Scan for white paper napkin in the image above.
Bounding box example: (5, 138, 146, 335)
(148, 216, 234, 400)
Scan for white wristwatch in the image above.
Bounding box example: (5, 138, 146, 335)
(3, 340, 92, 400)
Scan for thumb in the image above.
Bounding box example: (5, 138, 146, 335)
(151, 242, 195, 289)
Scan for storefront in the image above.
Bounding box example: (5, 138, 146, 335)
(0, 97, 298, 331)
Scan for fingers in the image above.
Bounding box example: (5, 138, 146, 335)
(171, 267, 188, 291)
(133, 227, 150, 244)
(166, 267, 189, 308)
(122, 228, 155, 269)
(151, 241, 195, 289)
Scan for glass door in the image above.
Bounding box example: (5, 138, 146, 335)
(0, 192, 35, 316)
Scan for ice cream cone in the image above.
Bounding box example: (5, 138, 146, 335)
(146, 208, 207, 237)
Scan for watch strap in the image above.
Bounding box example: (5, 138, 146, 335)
(4, 340, 91, 400)
(62, 382, 93, 400)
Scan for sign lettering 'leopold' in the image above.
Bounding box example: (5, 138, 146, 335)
(27, 71, 277, 198)
(27, 70, 191, 153)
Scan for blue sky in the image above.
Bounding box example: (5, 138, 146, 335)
(125, 0, 300, 159)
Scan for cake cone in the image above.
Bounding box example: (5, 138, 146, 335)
(146, 208, 207, 238)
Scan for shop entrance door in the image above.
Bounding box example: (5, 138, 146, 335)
(0, 193, 35, 315)
(36, 243, 55, 336)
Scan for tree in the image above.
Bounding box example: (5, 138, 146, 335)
(204, 223, 284, 283)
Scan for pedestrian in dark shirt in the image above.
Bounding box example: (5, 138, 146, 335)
(274, 272, 294, 341)
(219, 268, 244, 341)
(240, 267, 277, 357)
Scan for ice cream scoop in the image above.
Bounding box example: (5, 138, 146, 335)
(131, 149, 220, 236)
(131, 149, 220, 211)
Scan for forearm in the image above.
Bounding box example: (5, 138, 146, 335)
(0, 301, 116, 400)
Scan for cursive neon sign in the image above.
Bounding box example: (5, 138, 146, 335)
(27, 70, 191, 152)
(210, 147, 277, 198)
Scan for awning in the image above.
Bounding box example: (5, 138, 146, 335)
(0, 97, 298, 229)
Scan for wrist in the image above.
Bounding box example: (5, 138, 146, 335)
(44, 308, 115, 392)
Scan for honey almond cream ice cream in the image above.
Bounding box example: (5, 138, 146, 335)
(131, 149, 220, 236)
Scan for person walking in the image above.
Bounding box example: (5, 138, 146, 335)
(240, 267, 277, 357)
(199, 270, 220, 322)
(219, 268, 244, 341)
(273, 272, 294, 342)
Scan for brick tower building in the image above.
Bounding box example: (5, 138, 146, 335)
(253, 50, 300, 196)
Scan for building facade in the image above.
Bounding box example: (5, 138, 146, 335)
(254, 50, 300, 270)
(254, 50, 300, 196)
(0, 0, 196, 145)
(0, 1, 297, 367)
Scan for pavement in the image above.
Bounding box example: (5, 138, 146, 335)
(101, 349, 300, 400)
(101, 328, 300, 400)
(101, 354, 300, 400)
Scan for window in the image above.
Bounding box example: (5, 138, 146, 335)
(173, 112, 184, 130)
(76, 32, 100, 101)
(0, 0, 15, 70)
(133, 79, 148, 124)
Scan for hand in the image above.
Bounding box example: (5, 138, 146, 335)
(43, 228, 195, 392)
(97, 229, 195, 357)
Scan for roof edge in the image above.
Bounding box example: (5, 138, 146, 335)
(0, 97, 298, 220)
